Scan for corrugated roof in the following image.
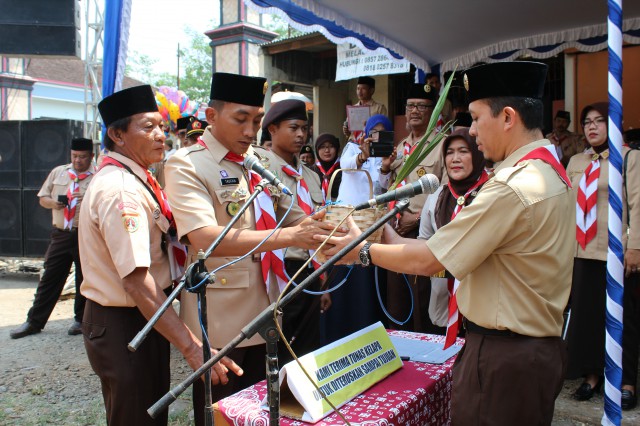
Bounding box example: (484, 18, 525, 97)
(261, 31, 324, 47)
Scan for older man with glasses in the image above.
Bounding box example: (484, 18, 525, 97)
(377, 83, 447, 334)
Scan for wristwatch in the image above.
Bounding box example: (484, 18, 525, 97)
(359, 242, 373, 267)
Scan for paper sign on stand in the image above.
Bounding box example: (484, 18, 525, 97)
(262, 322, 402, 423)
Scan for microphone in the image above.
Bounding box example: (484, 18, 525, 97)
(354, 174, 440, 211)
(243, 154, 293, 195)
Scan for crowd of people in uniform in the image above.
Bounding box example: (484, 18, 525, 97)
(8, 61, 640, 425)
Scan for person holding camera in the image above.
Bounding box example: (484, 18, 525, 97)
(322, 114, 392, 344)
(10, 138, 96, 339)
(337, 114, 391, 203)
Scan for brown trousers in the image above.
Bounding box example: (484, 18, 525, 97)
(452, 332, 566, 426)
(83, 299, 170, 426)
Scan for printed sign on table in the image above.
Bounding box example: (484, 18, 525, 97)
(263, 322, 402, 423)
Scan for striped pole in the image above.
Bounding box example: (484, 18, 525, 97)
(603, 1, 624, 425)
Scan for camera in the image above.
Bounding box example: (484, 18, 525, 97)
(58, 194, 69, 206)
(369, 130, 395, 157)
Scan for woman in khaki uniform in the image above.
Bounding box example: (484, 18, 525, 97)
(565, 103, 640, 408)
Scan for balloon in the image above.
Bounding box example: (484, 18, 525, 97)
(168, 103, 181, 125)
(154, 86, 199, 132)
(155, 93, 170, 122)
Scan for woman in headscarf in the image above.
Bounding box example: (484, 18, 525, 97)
(417, 128, 488, 339)
(565, 102, 640, 409)
(312, 133, 341, 202)
(336, 114, 392, 204)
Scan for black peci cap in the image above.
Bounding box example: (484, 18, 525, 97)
(176, 116, 192, 131)
(555, 110, 571, 120)
(463, 62, 548, 102)
(186, 117, 208, 137)
(454, 112, 472, 128)
(624, 128, 640, 143)
(209, 72, 267, 107)
(261, 99, 308, 133)
(71, 137, 93, 152)
(98, 85, 159, 127)
(406, 83, 439, 104)
(357, 76, 376, 88)
(300, 145, 314, 155)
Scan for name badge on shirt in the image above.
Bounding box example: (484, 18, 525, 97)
(220, 177, 240, 186)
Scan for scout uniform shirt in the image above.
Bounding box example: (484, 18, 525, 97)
(356, 99, 387, 117)
(545, 130, 586, 166)
(567, 146, 640, 260)
(79, 152, 171, 307)
(427, 139, 574, 337)
(39, 163, 96, 229)
(260, 149, 324, 262)
(378, 133, 447, 216)
(164, 129, 307, 348)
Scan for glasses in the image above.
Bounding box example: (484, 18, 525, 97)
(318, 144, 336, 150)
(405, 103, 434, 112)
(582, 117, 606, 128)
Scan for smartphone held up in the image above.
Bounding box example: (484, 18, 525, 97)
(369, 130, 395, 157)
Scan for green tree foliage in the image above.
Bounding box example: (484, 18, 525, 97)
(177, 27, 212, 103)
(125, 27, 212, 105)
(265, 14, 305, 40)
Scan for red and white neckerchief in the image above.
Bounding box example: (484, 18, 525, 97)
(435, 113, 445, 133)
(281, 164, 323, 272)
(100, 156, 187, 281)
(443, 170, 490, 349)
(517, 144, 571, 187)
(64, 169, 92, 229)
(445, 145, 570, 349)
(388, 141, 419, 213)
(224, 151, 289, 293)
(576, 151, 602, 250)
(315, 159, 340, 202)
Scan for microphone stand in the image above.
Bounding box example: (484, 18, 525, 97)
(128, 178, 272, 426)
(148, 200, 411, 424)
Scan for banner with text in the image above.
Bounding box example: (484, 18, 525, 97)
(336, 44, 410, 82)
(263, 322, 403, 423)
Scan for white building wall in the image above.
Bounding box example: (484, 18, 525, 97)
(31, 83, 87, 121)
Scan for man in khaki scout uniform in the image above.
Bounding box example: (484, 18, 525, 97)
(260, 99, 328, 363)
(377, 83, 447, 333)
(80, 85, 239, 426)
(164, 72, 331, 425)
(320, 61, 573, 425)
(10, 138, 95, 339)
(546, 110, 586, 167)
(343, 76, 388, 141)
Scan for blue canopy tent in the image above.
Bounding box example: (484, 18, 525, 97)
(245, 0, 640, 73)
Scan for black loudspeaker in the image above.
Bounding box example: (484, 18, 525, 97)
(23, 188, 51, 257)
(21, 119, 83, 189)
(0, 189, 23, 256)
(0, 0, 80, 57)
(0, 121, 21, 188)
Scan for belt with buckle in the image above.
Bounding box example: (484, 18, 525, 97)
(464, 319, 521, 337)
